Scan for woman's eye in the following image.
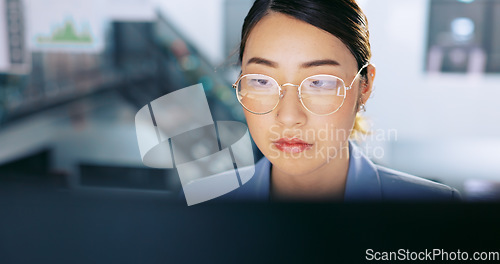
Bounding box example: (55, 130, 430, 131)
(311, 80, 323, 87)
(257, 79, 268, 85)
(309, 80, 336, 89)
(249, 78, 272, 88)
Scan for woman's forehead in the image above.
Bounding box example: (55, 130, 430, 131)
(242, 12, 357, 72)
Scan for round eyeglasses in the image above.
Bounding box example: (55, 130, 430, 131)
(233, 64, 369, 116)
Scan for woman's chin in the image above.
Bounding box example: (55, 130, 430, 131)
(269, 157, 323, 177)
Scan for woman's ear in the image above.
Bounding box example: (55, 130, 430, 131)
(360, 64, 376, 105)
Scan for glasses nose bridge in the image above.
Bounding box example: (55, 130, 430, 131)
(280, 83, 299, 88)
(279, 82, 300, 98)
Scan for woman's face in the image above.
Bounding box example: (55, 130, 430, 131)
(241, 12, 373, 177)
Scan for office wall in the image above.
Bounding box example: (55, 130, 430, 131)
(154, 0, 226, 64)
(360, 0, 500, 191)
(361, 0, 500, 139)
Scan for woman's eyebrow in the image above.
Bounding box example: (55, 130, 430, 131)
(245, 58, 340, 68)
(301, 59, 340, 68)
(246, 57, 278, 68)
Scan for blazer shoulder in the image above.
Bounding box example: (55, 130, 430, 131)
(377, 165, 461, 201)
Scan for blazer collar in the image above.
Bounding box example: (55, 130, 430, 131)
(343, 141, 383, 201)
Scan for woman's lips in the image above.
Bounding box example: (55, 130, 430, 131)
(273, 138, 313, 153)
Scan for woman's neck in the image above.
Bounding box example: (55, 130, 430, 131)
(270, 147, 350, 201)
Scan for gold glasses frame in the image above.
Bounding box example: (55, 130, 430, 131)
(232, 63, 370, 116)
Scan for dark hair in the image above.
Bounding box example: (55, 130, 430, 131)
(239, 0, 371, 76)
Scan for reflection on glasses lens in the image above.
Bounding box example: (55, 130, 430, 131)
(300, 75, 346, 115)
(237, 74, 280, 114)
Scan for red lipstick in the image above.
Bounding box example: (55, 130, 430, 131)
(273, 138, 313, 153)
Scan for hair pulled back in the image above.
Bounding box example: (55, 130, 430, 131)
(239, 0, 371, 76)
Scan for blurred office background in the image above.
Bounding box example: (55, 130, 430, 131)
(1, 0, 499, 201)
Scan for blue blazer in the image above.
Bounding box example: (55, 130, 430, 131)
(217, 141, 461, 202)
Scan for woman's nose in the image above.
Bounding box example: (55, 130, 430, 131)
(274, 85, 307, 127)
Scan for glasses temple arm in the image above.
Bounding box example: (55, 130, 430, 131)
(347, 63, 370, 89)
(233, 74, 244, 89)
